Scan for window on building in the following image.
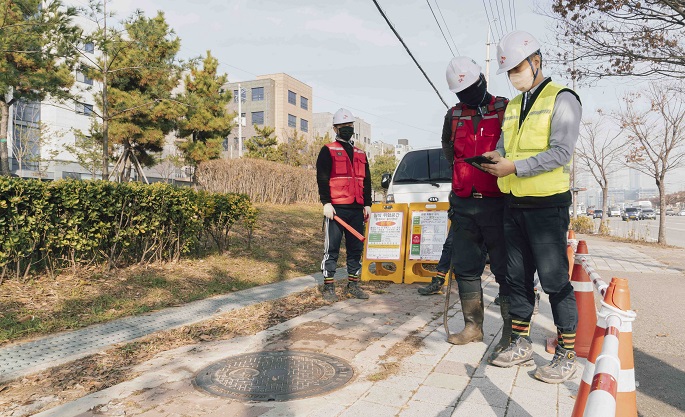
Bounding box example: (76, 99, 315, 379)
(76, 71, 93, 85)
(288, 90, 296, 105)
(79, 42, 94, 53)
(300, 118, 309, 132)
(252, 111, 264, 125)
(288, 114, 296, 128)
(75, 102, 94, 116)
(300, 96, 308, 110)
(252, 87, 264, 101)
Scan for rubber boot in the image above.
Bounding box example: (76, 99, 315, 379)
(447, 291, 484, 345)
(493, 295, 512, 353)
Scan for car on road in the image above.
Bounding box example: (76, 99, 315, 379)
(593, 209, 603, 219)
(666, 208, 676, 216)
(680, 210, 685, 216)
(640, 208, 656, 220)
(381, 147, 452, 204)
(609, 207, 621, 217)
(622, 207, 640, 221)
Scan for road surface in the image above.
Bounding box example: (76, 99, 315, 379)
(592, 215, 685, 247)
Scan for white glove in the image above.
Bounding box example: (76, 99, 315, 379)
(323, 203, 336, 220)
(364, 206, 372, 221)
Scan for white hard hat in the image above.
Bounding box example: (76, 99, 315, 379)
(333, 108, 355, 125)
(446, 57, 482, 93)
(496, 30, 541, 74)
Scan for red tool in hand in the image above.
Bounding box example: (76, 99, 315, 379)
(333, 215, 365, 242)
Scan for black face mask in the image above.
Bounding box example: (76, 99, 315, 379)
(337, 126, 354, 141)
(456, 75, 490, 108)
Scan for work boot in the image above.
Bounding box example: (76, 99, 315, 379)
(493, 295, 512, 353)
(533, 290, 540, 315)
(346, 281, 369, 299)
(321, 283, 338, 302)
(447, 291, 484, 345)
(418, 275, 445, 295)
(488, 335, 534, 367)
(534, 345, 577, 384)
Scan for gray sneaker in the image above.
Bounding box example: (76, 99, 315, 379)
(418, 276, 445, 295)
(488, 336, 534, 367)
(534, 346, 577, 384)
(321, 283, 338, 302)
(346, 281, 369, 299)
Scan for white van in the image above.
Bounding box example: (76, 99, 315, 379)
(380, 147, 452, 204)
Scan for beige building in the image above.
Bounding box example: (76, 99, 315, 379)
(223, 73, 313, 157)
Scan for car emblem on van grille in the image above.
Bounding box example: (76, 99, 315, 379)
(428, 197, 439, 202)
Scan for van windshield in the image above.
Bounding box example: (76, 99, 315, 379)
(393, 149, 452, 183)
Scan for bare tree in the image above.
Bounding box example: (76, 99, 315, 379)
(548, 1, 685, 80)
(576, 116, 628, 231)
(616, 83, 685, 244)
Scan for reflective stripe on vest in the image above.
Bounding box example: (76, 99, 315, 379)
(497, 82, 572, 197)
(326, 142, 367, 205)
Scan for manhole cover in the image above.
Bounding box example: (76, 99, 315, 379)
(193, 351, 354, 401)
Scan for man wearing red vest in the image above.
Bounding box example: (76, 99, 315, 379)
(443, 57, 511, 351)
(316, 108, 372, 302)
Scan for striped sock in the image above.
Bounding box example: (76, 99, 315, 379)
(348, 274, 359, 282)
(512, 318, 531, 338)
(560, 331, 576, 350)
(557, 329, 563, 347)
(435, 271, 446, 280)
(324, 277, 334, 285)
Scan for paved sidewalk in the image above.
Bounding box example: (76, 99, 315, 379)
(5, 237, 673, 417)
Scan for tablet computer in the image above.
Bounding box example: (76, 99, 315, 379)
(464, 156, 496, 172)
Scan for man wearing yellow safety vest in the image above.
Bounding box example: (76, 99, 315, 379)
(481, 30, 582, 384)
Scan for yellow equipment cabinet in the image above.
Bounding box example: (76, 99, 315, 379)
(360, 203, 408, 283)
(403, 202, 450, 284)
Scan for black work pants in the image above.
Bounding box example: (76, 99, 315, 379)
(450, 194, 510, 296)
(321, 206, 365, 278)
(504, 204, 577, 333)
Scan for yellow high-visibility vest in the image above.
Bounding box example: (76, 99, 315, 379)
(498, 82, 573, 197)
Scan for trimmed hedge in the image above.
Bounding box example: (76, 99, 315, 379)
(0, 178, 257, 280)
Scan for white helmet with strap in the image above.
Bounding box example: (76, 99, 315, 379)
(496, 30, 541, 74)
(333, 108, 355, 125)
(446, 56, 482, 93)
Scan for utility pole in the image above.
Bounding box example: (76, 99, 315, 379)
(102, 0, 109, 179)
(238, 83, 242, 158)
(485, 28, 492, 85)
(571, 44, 577, 218)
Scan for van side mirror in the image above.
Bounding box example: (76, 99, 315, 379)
(381, 173, 391, 189)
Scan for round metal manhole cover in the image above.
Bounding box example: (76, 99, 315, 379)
(193, 351, 354, 401)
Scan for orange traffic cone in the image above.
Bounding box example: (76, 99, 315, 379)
(568, 229, 576, 241)
(572, 240, 597, 358)
(572, 278, 637, 417)
(567, 243, 575, 281)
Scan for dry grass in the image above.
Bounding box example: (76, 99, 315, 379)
(0, 203, 336, 345)
(366, 330, 425, 382)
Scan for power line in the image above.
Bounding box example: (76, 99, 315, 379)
(371, 0, 448, 108)
(482, 0, 500, 42)
(205, 53, 441, 135)
(491, 0, 507, 36)
(425, 0, 455, 57)
(508, 0, 516, 30)
(435, 0, 460, 56)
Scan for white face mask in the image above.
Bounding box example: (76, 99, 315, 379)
(509, 68, 535, 92)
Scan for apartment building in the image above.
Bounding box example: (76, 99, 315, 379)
(223, 73, 313, 156)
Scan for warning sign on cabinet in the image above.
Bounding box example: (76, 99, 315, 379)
(409, 211, 449, 261)
(365, 212, 404, 260)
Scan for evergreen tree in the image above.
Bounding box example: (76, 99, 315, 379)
(245, 125, 280, 161)
(277, 129, 306, 167)
(175, 51, 233, 181)
(0, 0, 80, 175)
(84, 9, 182, 181)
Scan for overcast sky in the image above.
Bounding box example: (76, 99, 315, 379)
(79, 0, 683, 193)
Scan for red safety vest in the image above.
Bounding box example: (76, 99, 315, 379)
(326, 141, 367, 205)
(450, 96, 508, 198)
